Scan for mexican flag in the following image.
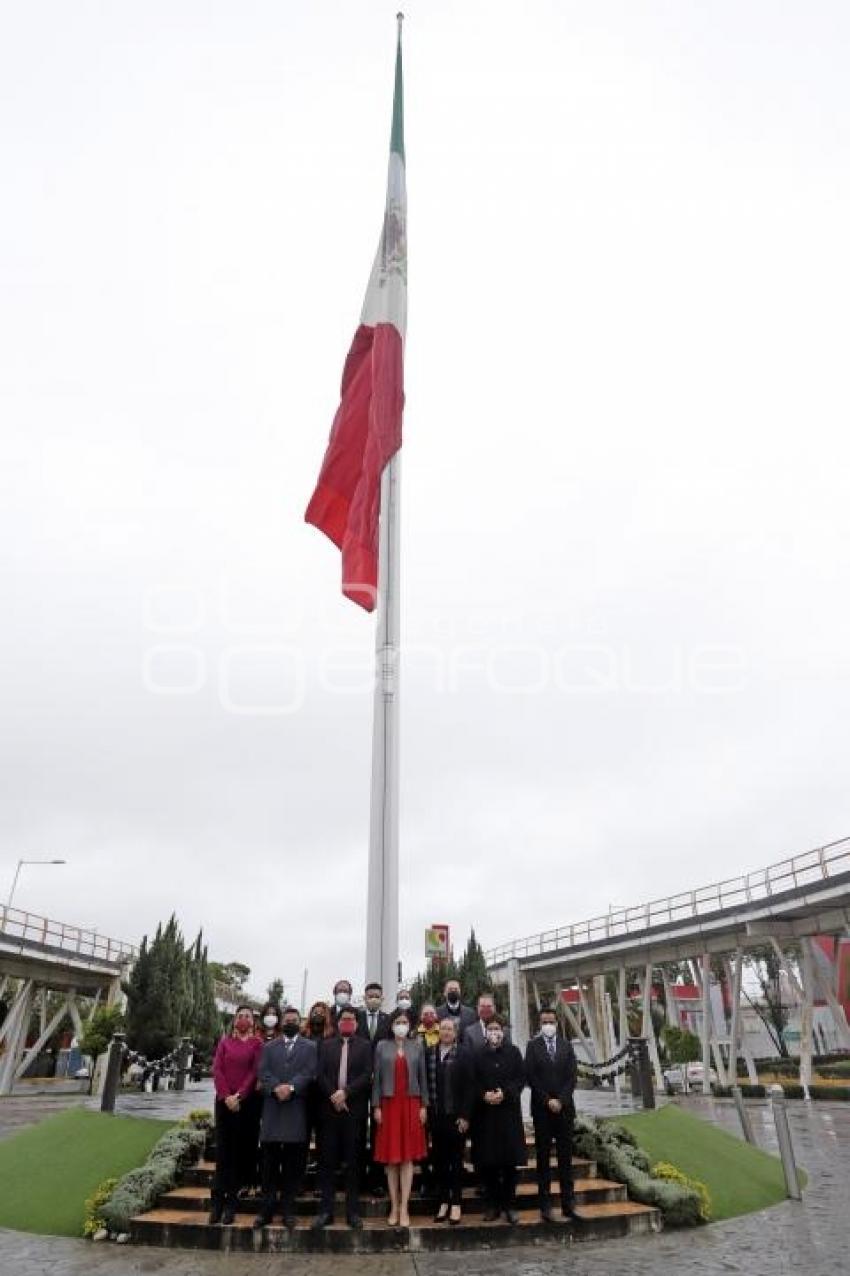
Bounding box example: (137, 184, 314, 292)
(305, 27, 407, 612)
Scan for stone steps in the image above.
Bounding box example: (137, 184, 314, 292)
(131, 1201, 661, 1252)
(184, 1154, 599, 1189)
(132, 1145, 661, 1252)
(158, 1174, 628, 1217)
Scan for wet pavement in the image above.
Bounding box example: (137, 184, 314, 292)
(0, 1091, 848, 1275)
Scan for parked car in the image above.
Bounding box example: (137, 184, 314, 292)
(663, 1062, 718, 1094)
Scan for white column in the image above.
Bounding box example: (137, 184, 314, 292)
(727, 950, 743, 1085)
(701, 953, 712, 1095)
(365, 457, 401, 998)
(618, 966, 628, 1047)
(0, 979, 35, 1094)
(506, 958, 530, 1057)
(799, 940, 814, 1095)
(639, 964, 664, 1090)
(578, 981, 601, 1062)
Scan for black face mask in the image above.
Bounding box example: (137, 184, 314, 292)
(446, 994, 460, 1008)
(282, 1023, 299, 1038)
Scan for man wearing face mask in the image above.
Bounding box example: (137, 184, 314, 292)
(313, 1007, 373, 1230)
(254, 1006, 317, 1230)
(436, 979, 476, 1043)
(388, 986, 418, 1034)
(355, 982, 391, 1193)
(468, 1015, 526, 1225)
(331, 979, 354, 1028)
(525, 1007, 578, 1221)
(356, 982, 391, 1047)
(462, 993, 512, 1055)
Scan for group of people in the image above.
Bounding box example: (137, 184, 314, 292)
(211, 977, 577, 1230)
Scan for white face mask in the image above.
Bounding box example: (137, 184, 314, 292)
(393, 1021, 410, 1039)
(486, 1029, 503, 1047)
(334, 991, 351, 1007)
(541, 1023, 557, 1040)
(397, 997, 412, 1011)
(262, 1015, 278, 1029)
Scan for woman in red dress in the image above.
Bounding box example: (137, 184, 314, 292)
(372, 1011, 429, 1226)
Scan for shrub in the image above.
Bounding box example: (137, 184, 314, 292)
(652, 1161, 711, 1221)
(808, 1084, 850, 1101)
(182, 1108, 213, 1129)
(83, 1177, 118, 1238)
(97, 1125, 206, 1234)
(781, 1083, 804, 1099)
(816, 1062, 850, 1079)
(712, 1084, 766, 1099)
(574, 1117, 705, 1227)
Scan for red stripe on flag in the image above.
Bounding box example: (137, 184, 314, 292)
(306, 323, 403, 612)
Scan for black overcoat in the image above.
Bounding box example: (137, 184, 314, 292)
(469, 1042, 527, 1168)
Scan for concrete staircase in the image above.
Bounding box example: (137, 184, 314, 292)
(131, 1139, 661, 1252)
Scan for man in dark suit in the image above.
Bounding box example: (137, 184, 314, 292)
(356, 981, 391, 1046)
(313, 1007, 372, 1230)
(435, 977, 476, 1042)
(331, 978, 354, 1027)
(524, 1007, 578, 1221)
(355, 981, 391, 1192)
(462, 993, 512, 1055)
(254, 1005, 317, 1229)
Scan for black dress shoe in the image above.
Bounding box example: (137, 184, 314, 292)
(253, 1213, 272, 1228)
(504, 1209, 519, 1226)
(347, 1214, 363, 1230)
(482, 1207, 500, 1222)
(540, 1205, 556, 1223)
(208, 1204, 223, 1225)
(283, 1215, 296, 1230)
(561, 1198, 577, 1217)
(312, 1212, 334, 1229)
(221, 1206, 236, 1226)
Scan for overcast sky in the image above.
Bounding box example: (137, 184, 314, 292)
(2, 1, 849, 1008)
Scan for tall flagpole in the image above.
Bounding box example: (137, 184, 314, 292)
(365, 13, 404, 998)
(365, 455, 401, 997)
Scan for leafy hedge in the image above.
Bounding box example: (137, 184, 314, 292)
(96, 1111, 212, 1236)
(651, 1162, 711, 1222)
(573, 1117, 707, 1226)
(714, 1082, 850, 1101)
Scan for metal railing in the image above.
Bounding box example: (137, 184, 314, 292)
(0, 903, 137, 967)
(485, 835, 850, 966)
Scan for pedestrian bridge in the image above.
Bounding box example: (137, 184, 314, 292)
(0, 906, 136, 1094)
(486, 836, 850, 1094)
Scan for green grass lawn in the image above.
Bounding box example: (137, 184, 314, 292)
(0, 1107, 173, 1236)
(613, 1103, 803, 1221)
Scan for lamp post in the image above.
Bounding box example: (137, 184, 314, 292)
(2, 859, 67, 929)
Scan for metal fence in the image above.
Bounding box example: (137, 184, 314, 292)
(0, 903, 136, 967)
(485, 835, 850, 966)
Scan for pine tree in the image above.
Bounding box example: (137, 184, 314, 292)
(187, 934, 222, 1059)
(457, 929, 495, 1006)
(125, 916, 190, 1058)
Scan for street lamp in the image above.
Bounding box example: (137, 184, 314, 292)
(3, 858, 67, 922)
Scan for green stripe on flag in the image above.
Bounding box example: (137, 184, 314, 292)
(390, 30, 404, 161)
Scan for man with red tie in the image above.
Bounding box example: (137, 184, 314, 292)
(313, 1006, 373, 1230)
